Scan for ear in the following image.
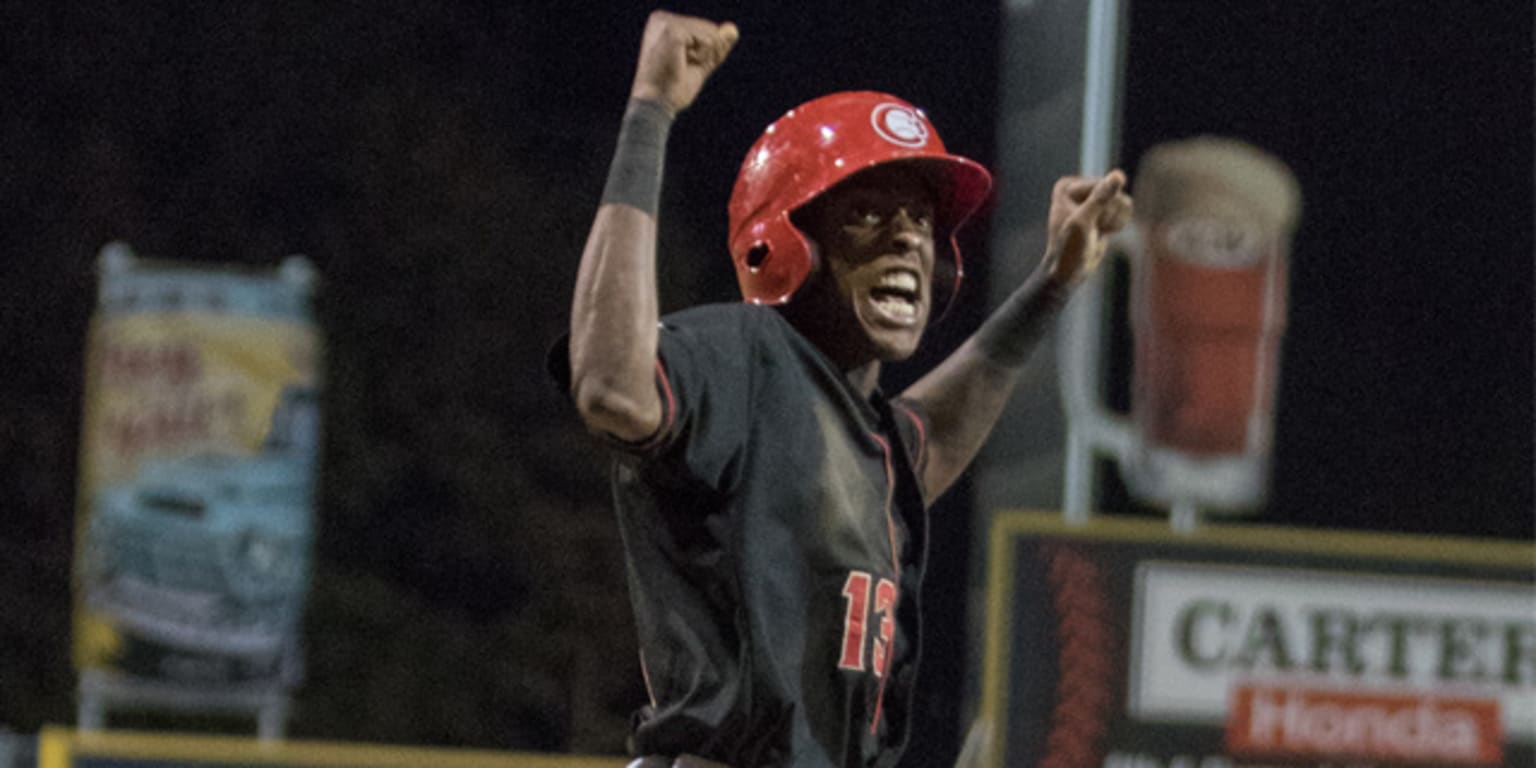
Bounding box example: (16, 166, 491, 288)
(784, 235, 833, 309)
(788, 205, 826, 275)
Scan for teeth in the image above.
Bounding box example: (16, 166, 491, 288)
(878, 272, 919, 293)
(873, 296, 917, 319)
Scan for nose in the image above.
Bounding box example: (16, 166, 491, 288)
(888, 208, 928, 248)
(884, 210, 933, 263)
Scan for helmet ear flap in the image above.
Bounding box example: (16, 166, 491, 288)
(731, 213, 814, 305)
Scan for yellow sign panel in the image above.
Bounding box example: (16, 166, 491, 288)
(78, 311, 319, 491)
(38, 727, 626, 768)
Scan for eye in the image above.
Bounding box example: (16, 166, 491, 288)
(853, 207, 883, 227)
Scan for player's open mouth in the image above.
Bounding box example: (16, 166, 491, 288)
(866, 269, 923, 326)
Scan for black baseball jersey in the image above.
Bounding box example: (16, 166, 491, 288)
(601, 303, 933, 767)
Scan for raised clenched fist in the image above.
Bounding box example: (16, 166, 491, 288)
(629, 10, 739, 115)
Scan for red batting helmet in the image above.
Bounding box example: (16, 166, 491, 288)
(727, 91, 993, 316)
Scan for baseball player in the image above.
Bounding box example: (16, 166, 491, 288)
(560, 10, 1132, 767)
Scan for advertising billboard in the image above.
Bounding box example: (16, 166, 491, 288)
(973, 511, 1534, 768)
(72, 243, 322, 732)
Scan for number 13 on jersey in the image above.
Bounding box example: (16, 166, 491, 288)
(838, 570, 897, 676)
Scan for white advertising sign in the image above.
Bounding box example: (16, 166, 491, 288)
(1129, 561, 1536, 740)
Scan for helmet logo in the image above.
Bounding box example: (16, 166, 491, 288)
(871, 103, 929, 148)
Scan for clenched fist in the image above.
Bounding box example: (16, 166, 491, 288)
(630, 10, 739, 115)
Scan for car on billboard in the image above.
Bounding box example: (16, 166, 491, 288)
(82, 385, 318, 659)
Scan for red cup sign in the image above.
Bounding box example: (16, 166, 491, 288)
(1134, 215, 1285, 457)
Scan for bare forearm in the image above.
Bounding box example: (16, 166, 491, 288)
(970, 262, 1072, 367)
(902, 267, 1072, 500)
(569, 100, 673, 440)
(570, 206, 661, 435)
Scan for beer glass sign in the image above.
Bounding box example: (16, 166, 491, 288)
(1135, 214, 1282, 457)
(1061, 137, 1301, 527)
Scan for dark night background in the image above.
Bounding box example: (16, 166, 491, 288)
(0, 1, 1529, 765)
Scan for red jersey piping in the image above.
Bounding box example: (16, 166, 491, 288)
(867, 432, 900, 735)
